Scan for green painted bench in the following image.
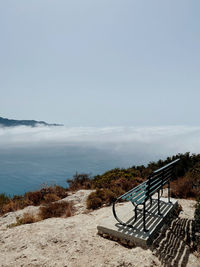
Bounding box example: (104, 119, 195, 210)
(112, 158, 180, 232)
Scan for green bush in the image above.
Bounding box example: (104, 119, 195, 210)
(86, 152, 200, 210)
(93, 168, 141, 189)
(67, 173, 92, 191)
(86, 194, 102, 209)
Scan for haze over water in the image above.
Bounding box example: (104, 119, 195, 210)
(1, 125, 200, 196)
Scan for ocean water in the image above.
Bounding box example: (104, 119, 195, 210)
(1, 124, 197, 196)
(0, 145, 151, 196)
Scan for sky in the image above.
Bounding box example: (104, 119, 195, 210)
(0, 0, 200, 127)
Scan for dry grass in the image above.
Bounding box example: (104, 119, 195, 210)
(8, 200, 74, 227)
(25, 191, 43, 205)
(87, 174, 199, 210)
(171, 176, 199, 199)
(87, 188, 119, 210)
(0, 193, 10, 207)
(67, 173, 92, 191)
(19, 212, 40, 224)
(0, 185, 68, 216)
(8, 212, 41, 228)
(39, 201, 73, 220)
(43, 193, 60, 203)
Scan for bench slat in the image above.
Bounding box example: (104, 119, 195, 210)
(148, 178, 171, 197)
(120, 182, 147, 200)
(127, 190, 146, 202)
(135, 195, 146, 204)
(148, 172, 171, 188)
(148, 175, 171, 194)
(153, 158, 179, 174)
(148, 167, 173, 184)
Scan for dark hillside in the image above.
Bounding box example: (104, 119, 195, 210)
(0, 117, 63, 127)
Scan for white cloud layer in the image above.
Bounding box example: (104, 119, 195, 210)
(0, 125, 200, 159)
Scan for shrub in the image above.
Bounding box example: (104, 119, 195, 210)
(171, 176, 198, 199)
(86, 170, 143, 210)
(25, 185, 68, 206)
(18, 212, 40, 224)
(52, 185, 68, 198)
(0, 185, 69, 217)
(12, 195, 27, 208)
(1, 195, 29, 214)
(1, 201, 17, 214)
(39, 201, 73, 220)
(93, 168, 142, 189)
(87, 188, 119, 210)
(21, 213, 37, 224)
(43, 193, 60, 203)
(8, 212, 40, 228)
(67, 173, 92, 191)
(0, 194, 10, 214)
(87, 195, 102, 210)
(40, 185, 68, 199)
(0, 193, 10, 207)
(111, 177, 139, 192)
(25, 191, 43, 206)
(109, 186, 125, 198)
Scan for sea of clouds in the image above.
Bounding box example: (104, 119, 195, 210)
(0, 125, 199, 161)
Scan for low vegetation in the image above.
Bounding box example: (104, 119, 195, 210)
(39, 201, 73, 220)
(171, 175, 199, 199)
(67, 172, 93, 191)
(1, 152, 200, 229)
(0, 193, 10, 210)
(8, 201, 74, 228)
(87, 189, 117, 209)
(85, 153, 200, 210)
(8, 213, 41, 228)
(0, 185, 68, 216)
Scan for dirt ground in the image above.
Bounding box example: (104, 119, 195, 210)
(0, 190, 199, 267)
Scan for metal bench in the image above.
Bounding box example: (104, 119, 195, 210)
(112, 158, 180, 232)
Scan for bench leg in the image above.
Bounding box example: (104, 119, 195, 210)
(150, 196, 153, 207)
(113, 200, 138, 227)
(143, 202, 148, 232)
(158, 190, 162, 215)
(134, 205, 138, 222)
(168, 182, 171, 203)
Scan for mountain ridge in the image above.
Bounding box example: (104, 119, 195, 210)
(0, 116, 63, 127)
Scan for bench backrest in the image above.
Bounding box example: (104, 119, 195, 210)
(145, 158, 180, 199)
(118, 158, 180, 203)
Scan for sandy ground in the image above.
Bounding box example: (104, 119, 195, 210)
(0, 190, 199, 267)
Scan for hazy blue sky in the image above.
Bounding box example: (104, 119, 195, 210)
(0, 0, 200, 126)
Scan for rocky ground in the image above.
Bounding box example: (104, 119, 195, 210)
(0, 190, 199, 267)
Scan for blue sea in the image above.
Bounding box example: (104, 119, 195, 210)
(0, 145, 153, 196)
